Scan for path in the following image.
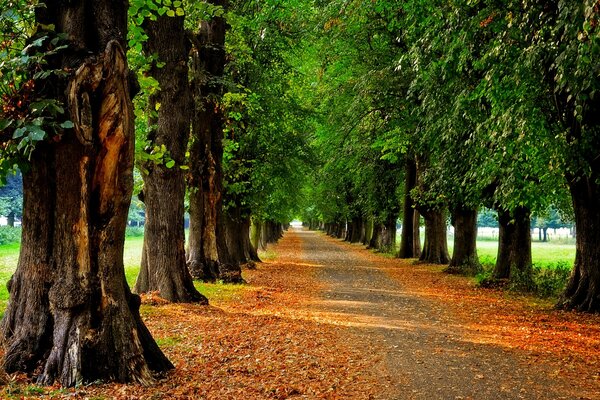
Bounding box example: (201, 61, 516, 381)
(293, 228, 590, 400)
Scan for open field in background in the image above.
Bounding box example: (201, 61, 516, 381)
(0, 231, 577, 313)
(0, 235, 245, 315)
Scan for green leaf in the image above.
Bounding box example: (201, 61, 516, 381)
(60, 120, 74, 129)
(165, 160, 175, 168)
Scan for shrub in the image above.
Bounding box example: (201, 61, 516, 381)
(125, 226, 145, 237)
(0, 226, 21, 245)
(532, 262, 571, 298)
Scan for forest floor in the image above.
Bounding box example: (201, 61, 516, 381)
(1, 228, 599, 399)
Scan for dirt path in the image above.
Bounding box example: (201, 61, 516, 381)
(294, 228, 595, 400)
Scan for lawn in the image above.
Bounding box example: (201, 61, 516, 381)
(0, 236, 244, 315)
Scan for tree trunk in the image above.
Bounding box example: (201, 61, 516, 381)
(187, 2, 242, 283)
(363, 217, 373, 246)
(493, 207, 533, 288)
(350, 217, 362, 243)
(251, 218, 265, 251)
(6, 212, 14, 227)
(241, 215, 260, 263)
(369, 222, 382, 250)
(559, 178, 600, 312)
(398, 158, 418, 258)
(543, 227, 548, 242)
(1, 3, 171, 385)
(412, 210, 422, 258)
(419, 209, 450, 264)
(134, 13, 205, 303)
(446, 206, 481, 275)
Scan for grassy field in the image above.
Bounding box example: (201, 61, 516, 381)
(0, 236, 576, 313)
(0, 236, 244, 314)
(452, 239, 576, 267)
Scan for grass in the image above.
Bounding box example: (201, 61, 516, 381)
(455, 239, 576, 267)
(0, 236, 246, 315)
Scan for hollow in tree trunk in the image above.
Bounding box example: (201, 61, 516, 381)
(446, 206, 481, 275)
(558, 177, 600, 312)
(134, 13, 205, 303)
(1, 3, 171, 384)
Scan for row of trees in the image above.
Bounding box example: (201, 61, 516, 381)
(297, 1, 600, 312)
(0, 0, 311, 387)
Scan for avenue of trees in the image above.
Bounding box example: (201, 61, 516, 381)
(0, 0, 598, 388)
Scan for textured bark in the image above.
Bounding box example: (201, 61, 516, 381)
(1, 1, 171, 385)
(134, 13, 205, 303)
(493, 207, 533, 287)
(223, 207, 258, 266)
(251, 218, 265, 251)
(187, 1, 242, 283)
(447, 206, 481, 275)
(398, 158, 418, 258)
(558, 178, 600, 312)
(419, 209, 450, 264)
(362, 218, 373, 246)
(241, 215, 261, 263)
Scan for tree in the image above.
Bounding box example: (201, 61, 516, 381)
(0, 0, 171, 385)
(187, 0, 243, 283)
(133, 8, 205, 303)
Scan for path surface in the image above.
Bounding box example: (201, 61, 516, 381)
(292, 228, 587, 400)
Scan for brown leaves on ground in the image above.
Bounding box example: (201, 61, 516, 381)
(1, 232, 384, 399)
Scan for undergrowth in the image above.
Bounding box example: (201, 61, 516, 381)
(475, 259, 571, 298)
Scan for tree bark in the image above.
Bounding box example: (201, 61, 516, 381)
(446, 206, 481, 275)
(558, 177, 600, 312)
(493, 207, 533, 288)
(419, 209, 450, 264)
(134, 13, 205, 303)
(368, 222, 382, 250)
(187, 1, 242, 283)
(1, 2, 171, 385)
(350, 217, 362, 243)
(398, 158, 418, 258)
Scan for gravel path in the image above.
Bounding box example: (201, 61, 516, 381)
(295, 228, 582, 400)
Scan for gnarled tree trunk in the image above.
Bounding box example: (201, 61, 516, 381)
(134, 13, 205, 303)
(1, 2, 171, 385)
(447, 206, 481, 275)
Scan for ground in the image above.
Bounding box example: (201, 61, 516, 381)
(1, 228, 598, 399)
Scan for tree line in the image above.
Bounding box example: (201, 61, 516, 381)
(0, 0, 311, 387)
(298, 0, 599, 313)
(0, 0, 599, 389)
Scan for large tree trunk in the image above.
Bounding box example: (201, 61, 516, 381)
(1, 2, 171, 385)
(447, 206, 481, 275)
(241, 215, 261, 263)
(398, 158, 418, 258)
(559, 178, 600, 312)
(493, 207, 533, 288)
(368, 222, 382, 250)
(134, 13, 205, 303)
(419, 209, 450, 264)
(187, 1, 242, 283)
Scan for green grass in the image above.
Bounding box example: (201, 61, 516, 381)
(452, 239, 576, 267)
(0, 235, 247, 316)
